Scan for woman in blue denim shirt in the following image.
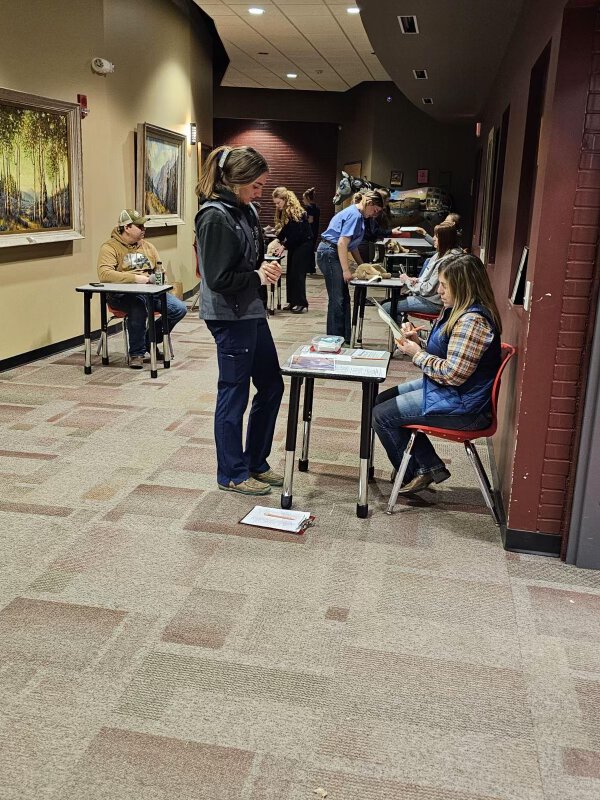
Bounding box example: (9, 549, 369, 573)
(317, 190, 384, 341)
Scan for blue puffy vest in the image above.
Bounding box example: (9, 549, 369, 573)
(422, 304, 501, 416)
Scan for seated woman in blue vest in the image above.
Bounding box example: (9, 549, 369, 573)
(372, 254, 502, 494)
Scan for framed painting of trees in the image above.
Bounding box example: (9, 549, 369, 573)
(136, 123, 185, 227)
(0, 87, 84, 248)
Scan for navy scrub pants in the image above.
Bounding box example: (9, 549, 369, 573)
(205, 317, 284, 487)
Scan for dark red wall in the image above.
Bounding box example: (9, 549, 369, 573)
(213, 118, 338, 235)
(475, 0, 600, 545)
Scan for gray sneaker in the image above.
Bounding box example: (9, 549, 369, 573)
(218, 478, 271, 495)
(129, 356, 144, 369)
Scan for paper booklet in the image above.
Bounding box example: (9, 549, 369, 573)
(240, 505, 314, 534)
(371, 299, 405, 342)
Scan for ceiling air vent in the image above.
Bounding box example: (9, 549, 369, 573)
(398, 15, 419, 34)
(413, 69, 428, 80)
(422, 97, 433, 105)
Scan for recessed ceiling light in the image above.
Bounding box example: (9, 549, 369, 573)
(287, 73, 298, 79)
(258, 52, 269, 55)
(248, 7, 264, 15)
(347, 7, 360, 13)
(422, 97, 433, 105)
(413, 69, 428, 80)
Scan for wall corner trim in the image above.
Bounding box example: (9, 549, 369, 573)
(502, 526, 562, 557)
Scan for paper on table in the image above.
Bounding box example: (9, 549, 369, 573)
(289, 355, 336, 371)
(334, 364, 386, 378)
(298, 345, 353, 362)
(351, 349, 388, 360)
(240, 505, 312, 533)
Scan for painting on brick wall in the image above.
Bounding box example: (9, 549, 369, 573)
(0, 87, 84, 248)
(136, 122, 185, 227)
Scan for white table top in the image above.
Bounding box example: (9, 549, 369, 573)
(76, 283, 173, 294)
(377, 237, 433, 249)
(350, 278, 407, 289)
(281, 345, 390, 382)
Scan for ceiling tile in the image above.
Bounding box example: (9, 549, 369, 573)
(195, 0, 389, 91)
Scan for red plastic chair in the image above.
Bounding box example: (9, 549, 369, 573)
(96, 305, 173, 364)
(386, 343, 516, 524)
(406, 310, 439, 341)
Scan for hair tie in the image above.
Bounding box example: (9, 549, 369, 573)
(218, 148, 231, 169)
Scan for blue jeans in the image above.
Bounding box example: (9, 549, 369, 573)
(206, 317, 284, 486)
(372, 378, 491, 478)
(382, 295, 441, 320)
(107, 292, 187, 356)
(317, 243, 351, 342)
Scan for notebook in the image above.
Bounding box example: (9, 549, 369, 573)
(371, 299, 405, 342)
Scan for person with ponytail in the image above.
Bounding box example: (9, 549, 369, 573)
(272, 187, 313, 313)
(195, 146, 284, 496)
(302, 187, 320, 266)
(317, 190, 384, 342)
(372, 254, 502, 494)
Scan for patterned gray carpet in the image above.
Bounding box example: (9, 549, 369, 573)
(1, 278, 600, 799)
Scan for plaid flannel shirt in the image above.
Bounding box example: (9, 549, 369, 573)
(413, 312, 495, 386)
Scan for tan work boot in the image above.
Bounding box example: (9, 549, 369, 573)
(249, 469, 284, 487)
(218, 478, 271, 495)
(129, 356, 144, 370)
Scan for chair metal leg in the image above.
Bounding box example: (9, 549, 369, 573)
(167, 333, 174, 359)
(190, 291, 200, 312)
(123, 322, 130, 365)
(464, 440, 501, 525)
(386, 431, 416, 514)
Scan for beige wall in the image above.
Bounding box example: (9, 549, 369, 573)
(0, 0, 213, 362)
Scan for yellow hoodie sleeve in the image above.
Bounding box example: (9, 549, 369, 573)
(97, 242, 136, 283)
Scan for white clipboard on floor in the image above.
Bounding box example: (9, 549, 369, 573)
(239, 506, 315, 535)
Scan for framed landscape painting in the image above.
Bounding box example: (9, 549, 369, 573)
(0, 87, 84, 248)
(136, 122, 185, 227)
(390, 169, 403, 187)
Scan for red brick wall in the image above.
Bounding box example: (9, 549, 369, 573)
(213, 118, 338, 235)
(549, 12, 600, 545)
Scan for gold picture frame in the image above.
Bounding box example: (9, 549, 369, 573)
(0, 87, 84, 248)
(136, 122, 186, 227)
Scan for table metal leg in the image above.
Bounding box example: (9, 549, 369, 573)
(299, 377, 314, 472)
(369, 383, 378, 480)
(269, 283, 275, 315)
(350, 285, 361, 347)
(147, 298, 158, 378)
(281, 375, 303, 509)
(389, 288, 400, 354)
(357, 285, 367, 345)
(83, 292, 92, 374)
(161, 292, 171, 369)
(357, 380, 376, 518)
(99, 293, 109, 364)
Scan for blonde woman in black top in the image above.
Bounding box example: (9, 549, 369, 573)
(272, 187, 314, 313)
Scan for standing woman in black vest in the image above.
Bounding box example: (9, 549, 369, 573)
(195, 146, 284, 496)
